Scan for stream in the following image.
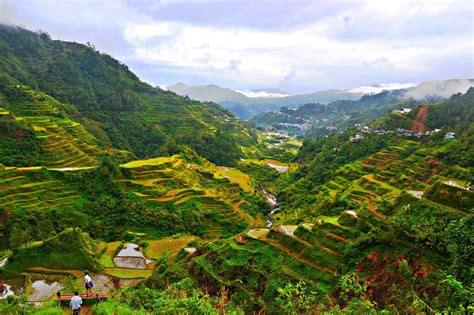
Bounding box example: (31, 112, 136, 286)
(260, 188, 280, 227)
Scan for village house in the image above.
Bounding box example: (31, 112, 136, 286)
(349, 133, 365, 142)
(113, 243, 153, 269)
(444, 132, 455, 139)
(393, 108, 413, 114)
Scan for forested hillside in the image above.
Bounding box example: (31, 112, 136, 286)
(0, 25, 257, 165)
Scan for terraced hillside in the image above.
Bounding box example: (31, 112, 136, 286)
(0, 83, 102, 168)
(119, 155, 265, 238)
(146, 93, 473, 313)
(0, 25, 259, 165)
(0, 165, 85, 213)
(148, 137, 472, 312)
(147, 209, 392, 312)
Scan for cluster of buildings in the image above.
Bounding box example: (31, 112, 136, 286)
(276, 122, 311, 132)
(350, 124, 455, 142)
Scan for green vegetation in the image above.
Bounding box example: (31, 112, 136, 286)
(0, 24, 471, 314)
(0, 25, 259, 166)
(7, 228, 98, 271)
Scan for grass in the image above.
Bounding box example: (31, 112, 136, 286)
(214, 167, 253, 192)
(26, 267, 83, 277)
(144, 236, 196, 260)
(99, 252, 115, 268)
(319, 216, 341, 226)
(120, 157, 171, 168)
(103, 268, 153, 279)
(247, 228, 270, 239)
(98, 241, 122, 268)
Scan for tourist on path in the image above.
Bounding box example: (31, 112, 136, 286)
(84, 270, 94, 296)
(70, 291, 82, 315)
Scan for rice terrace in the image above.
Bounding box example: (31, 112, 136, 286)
(0, 1, 472, 314)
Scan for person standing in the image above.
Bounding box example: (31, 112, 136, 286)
(70, 291, 82, 315)
(84, 270, 94, 297)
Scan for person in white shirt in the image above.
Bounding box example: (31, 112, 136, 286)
(84, 270, 94, 297)
(70, 291, 82, 315)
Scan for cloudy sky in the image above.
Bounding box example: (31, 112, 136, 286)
(1, 0, 473, 93)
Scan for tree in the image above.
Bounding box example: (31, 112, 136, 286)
(9, 227, 31, 250)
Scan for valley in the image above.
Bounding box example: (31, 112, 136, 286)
(0, 24, 471, 314)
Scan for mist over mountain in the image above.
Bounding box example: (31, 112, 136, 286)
(237, 88, 291, 98)
(167, 83, 364, 118)
(167, 79, 474, 119)
(404, 79, 474, 100)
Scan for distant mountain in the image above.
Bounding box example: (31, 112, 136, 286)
(263, 89, 363, 107)
(167, 83, 363, 118)
(168, 80, 474, 120)
(166, 82, 249, 103)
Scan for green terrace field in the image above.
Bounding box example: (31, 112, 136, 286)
(118, 155, 266, 238)
(278, 139, 472, 223)
(1, 85, 102, 168)
(0, 165, 84, 212)
(148, 210, 368, 312)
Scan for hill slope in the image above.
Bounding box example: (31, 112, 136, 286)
(140, 91, 473, 313)
(0, 24, 257, 165)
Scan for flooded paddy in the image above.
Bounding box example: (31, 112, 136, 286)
(0, 273, 141, 302)
(0, 277, 25, 299)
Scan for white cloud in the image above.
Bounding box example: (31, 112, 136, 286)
(1, 0, 472, 92)
(348, 83, 418, 94)
(236, 90, 290, 98)
(123, 17, 472, 89)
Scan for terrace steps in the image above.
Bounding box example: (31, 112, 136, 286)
(261, 236, 336, 274)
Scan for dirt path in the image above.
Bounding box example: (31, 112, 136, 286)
(411, 106, 428, 132)
(63, 304, 92, 314)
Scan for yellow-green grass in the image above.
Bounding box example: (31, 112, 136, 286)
(264, 159, 288, 167)
(103, 268, 153, 279)
(99, 253, 115, 268)
(319, 216, 342, 226)
(363, 174, 402, 195)
(240, 158, 297, 171)
(133, 192, 149, 197)
(120, 157, 171, 168)
(105, 241, 122, 252)
(26, 267, 84, 277)
(95, 242, 106, 254)
(16, 166, 43, 171)
(214, 167, 253, 192)
(32, 125, 46, 132)
(99, 241, 122, 268)
(247, 228, 270, 239)
(28, 241, 44, 248)
(144, 236, 196, 260)
(128, 179, 168, 186)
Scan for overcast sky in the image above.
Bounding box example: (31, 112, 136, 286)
(1, 0, 473, 93)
